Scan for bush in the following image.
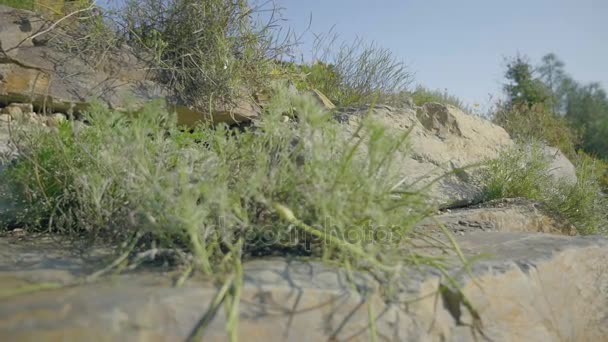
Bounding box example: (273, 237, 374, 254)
(482, 143, 607, 235)
(482, 142, 553, 201)
(290, 37, 413, 107)
(118, 0, 289, 110)
(545, 153, 608, 235)
(1, 83, 444, 279)
(410, 86, 471, 112)
(492, 103, 579, 158)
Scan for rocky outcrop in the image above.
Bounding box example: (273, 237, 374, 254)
(0, 6, 266, 126)
(337, 104, 578, 208)
(0, 231, 606, 341)
(418, 198, 577, 236)
(0, 5, 166, 113)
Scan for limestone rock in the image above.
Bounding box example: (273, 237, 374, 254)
(417, 198, 577, 236)
(0, 6, 167, 114)
(337, 104, 514, 208)
(0, 233, 606, 341)
(337, 103, 579, 208)
(1, 105, 23, 120)
(5, 103, 33, 114)
(174, 96, 261, 126)
(541, 145, 578, 185)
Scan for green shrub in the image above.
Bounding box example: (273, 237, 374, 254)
(118, 0, 288, 110)
(291, 37, 412, 107)
(492, 103, 579, 158)
(482, 143, 607, 235)
(545, 154, 608, 235)
(411, 86, 471, 112)
(482, 142, 553, 201)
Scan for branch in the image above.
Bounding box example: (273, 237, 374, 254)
(27, 4, 97, 43)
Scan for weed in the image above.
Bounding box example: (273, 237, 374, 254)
(482, 142, 607, 234)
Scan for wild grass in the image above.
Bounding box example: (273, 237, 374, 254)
(288, 35, 413, 107)
(482, 142, 607, 235)
(410, 86, 471, 112)
(492, 103, 579, 158)
(0, 84, 464, 338)
(482, 142, 553, 201)
(117, 0, 292, 111)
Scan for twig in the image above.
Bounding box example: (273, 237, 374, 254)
(27, 5, 97, 43)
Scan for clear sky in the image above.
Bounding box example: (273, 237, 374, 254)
(279, 0, 608, 108)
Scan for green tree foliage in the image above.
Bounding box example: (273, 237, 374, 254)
(503, 55, 552, 109)
(565, 82, 608, 157)
(495, 53, 608, 191)
(496, 55, 578, 157)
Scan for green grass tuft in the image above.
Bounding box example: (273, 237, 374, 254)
(482, 142, 607, 235)
(411, 86, 471, 112)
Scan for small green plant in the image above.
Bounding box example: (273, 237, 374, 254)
(1, 84, 463, 338)
(482, 142, 553, 201)
(545, 154, 608, 235)
(482, 143, 607, 235)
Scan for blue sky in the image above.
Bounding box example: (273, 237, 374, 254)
(279, 0, 608, 109)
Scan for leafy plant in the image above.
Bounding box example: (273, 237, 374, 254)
(1, 81, 453, 279)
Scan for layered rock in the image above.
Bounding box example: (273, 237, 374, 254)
(0, 232, 606, 341)
(0, 6, 267, 126)
(336, 104, 578, 208)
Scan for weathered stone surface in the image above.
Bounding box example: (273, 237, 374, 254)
(540, 145, 578, 185)
(0, 6, 166, 114)
(337, 103, 578, 208)
(338, 104, 515, 208)
(417, 198, 576, 236)
(174, 96, 261, 126)
(0, 232, 606, 341)
(455, 232, 608, 342)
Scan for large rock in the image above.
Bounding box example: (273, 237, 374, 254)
(0, 6, 166, 113)
(540, 145, 578, 185)
(417, 198, 577, 236)
(0, 6, 260, 125)
(0, 232, 606, 341)
(337, 103, 514, 208)
(337, 103, 578, 208)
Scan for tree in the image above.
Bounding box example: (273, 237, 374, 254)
(537, 53, 566, 112)
(503, 55, 551, 109)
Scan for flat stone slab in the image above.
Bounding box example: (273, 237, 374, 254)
(0, 231, 607, 341)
